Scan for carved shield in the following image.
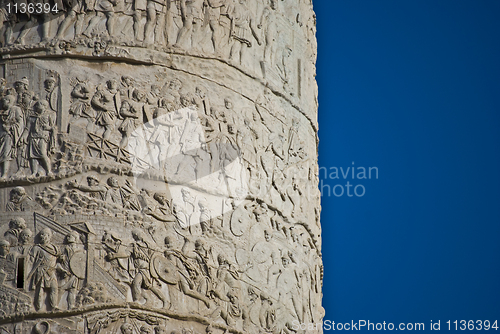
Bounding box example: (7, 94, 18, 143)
(152, 256, 179, 285)
(230, 207, 250, 237)
(69, 251, 87, 279)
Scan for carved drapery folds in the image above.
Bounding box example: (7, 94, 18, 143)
(0, 0, 321, 333)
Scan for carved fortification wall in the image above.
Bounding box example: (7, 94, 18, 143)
(0, 0, 321, 333)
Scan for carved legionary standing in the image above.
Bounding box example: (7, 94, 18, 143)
(0, 95, 24, 179)
(227, 0, 261, 65)
(28, 228, 60, 311)
(23, 100, 56, 177)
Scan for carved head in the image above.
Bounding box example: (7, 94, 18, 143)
(87, 175, 100, 186)
(228, 123, 237, 134)
(198, 198, 208, 210)
(281, 254, 290, 268)
(224, 97, 233, 110)
(154, 326, 167, 334)
(9, 186, 27, 203)
(270, 0, 277, 10)
(65, 231, 80, 244)
(121, 76, 134, 86)
(120, 100, 132, 113)
(19, 228, 33, 245)
(132, 89, 145, 102)
(194, 239, 206, 253)
(0, 239, 10, 257)
(14, 77, 29, 93)
(132, 229, 147, 244)
(264, 229, 271, 242)
(180, 93, 194, 108)
(253, 207, 264, 221)
(20, 92, 32, 107)
(120, 323, 134, 334)
(44, 77, 57, 91)
(195, 86, 206, 98)
(169, 79, 182, 91)
(39, 228, 52, 245)
(153, 192, 169, 205)
(9, 217, 27, 230)
(217, 253, 228, 266)
(140, 326, 153, 334)
(180, 188, 192, 201)
(164, 236, 172, 249)
(106, 79, 118, 91)
(34, 100, 49, 115)
(1, 94, 15, 109)
(107, 177, 119, 188)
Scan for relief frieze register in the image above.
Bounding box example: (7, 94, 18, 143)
(0, 0, 322, 333)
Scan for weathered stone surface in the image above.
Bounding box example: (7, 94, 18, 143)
(0, 0, 322, 333)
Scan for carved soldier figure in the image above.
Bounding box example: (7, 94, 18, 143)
(227, 0, 261, 65)
(55, 0, 87, 39)
(6, 186, 38, 211)
(144, 192, 176, 222)
(106, 229, 168, 307)
(28, 228, 60, 311)
(4, 217, 27, 246)
(57, 231, 84, 309)
(13, 77, 34, 111)
(83, 0, 120, 37)
(205, 0, 227, 56)
(92, 80, 121, 140)
(259, 0, 279, 66)
(0, 94, 24, 178)
(22, 100, 56, 177)
(43, 77, 59, 112)
(174, 0, 204, 51)
(69, 79, 93, 127)
(0, 239, 15, 262)
(118, 99, 141, 147)
(68, 175, 106, 200)
(144, 0, 167, 45)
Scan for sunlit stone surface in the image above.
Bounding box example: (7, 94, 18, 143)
(0, 0, 322, 333)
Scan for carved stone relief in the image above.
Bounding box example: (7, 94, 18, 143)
(0, 0, 320, 333)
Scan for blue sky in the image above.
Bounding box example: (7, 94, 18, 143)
(315, 1, 500, 330)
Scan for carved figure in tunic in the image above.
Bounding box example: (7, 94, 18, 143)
(69, 80, 93, 128)
(28, 228, 60, 311)
(205, 0, 227, 56)
(227, 0, 261, 65)
(143, 192, 176, 222)
(55, 0, 87, 39)
(43, 77, 59, 112)
(67, 175, 106, 206)
(174, 0, 204, 50)
(83, 0, 120, 37)
(57, 231, 84, 309)
(6, 186, 38, 211)
(0, 94, 24, 178)
(92, 80, 121, 140)
(144, 0, 167, 44)
(106, 229, 168, 307)
(22, 100, 56, 177)
(259, 0, 279, 66)
(118, 99, 141, 147)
